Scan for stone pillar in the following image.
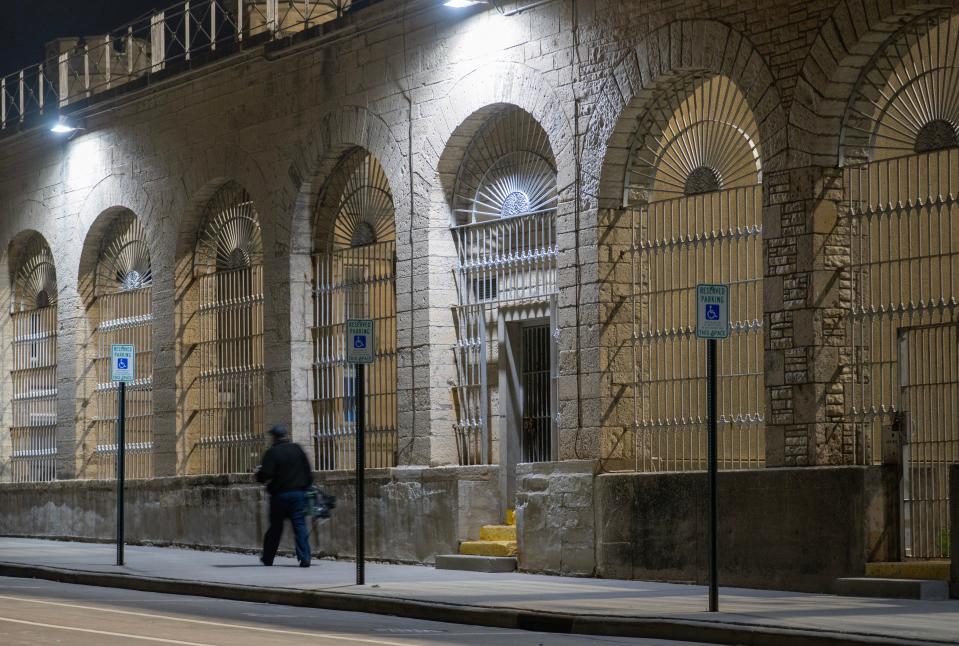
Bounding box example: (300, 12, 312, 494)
(595, 206, 638, 470)
(764, 166, 848, 466)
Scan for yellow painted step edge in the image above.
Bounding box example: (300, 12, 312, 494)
(865, 561, 950, 581)
(480, 525, 518, 541)
(506, 509, 516, 526)
(459, 540, 518, 557)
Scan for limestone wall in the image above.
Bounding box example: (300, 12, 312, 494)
(516, 464, 900, 593)
(0, 0, 955, 479)
(0, 465, 499, 563)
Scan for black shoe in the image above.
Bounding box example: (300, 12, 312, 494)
(260, 556, 272, 566)
(299, 560, 310, 568)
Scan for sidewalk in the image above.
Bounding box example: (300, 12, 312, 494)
(0, 538, 956, 645)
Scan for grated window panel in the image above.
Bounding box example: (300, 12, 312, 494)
(312, 242, 397, 470)
(632, 185, 765, 472)
(95, 287, 154, 479)
(846, 150, 959, 467)
(197, 265, 265, 474)
(452, 211, 558, 465)
(10, 306, 58, 482)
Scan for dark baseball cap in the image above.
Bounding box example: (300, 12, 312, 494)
(268, 425, 288, 438)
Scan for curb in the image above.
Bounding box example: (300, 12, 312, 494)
(0, 561, 946, 646)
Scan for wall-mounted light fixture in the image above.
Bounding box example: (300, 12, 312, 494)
(444, 0, 486, 8)
(50, 115, 82, 135)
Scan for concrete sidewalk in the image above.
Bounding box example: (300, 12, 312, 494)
(0, 538, 955, 645)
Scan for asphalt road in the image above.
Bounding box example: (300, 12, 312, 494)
(0, 576, 695, 646)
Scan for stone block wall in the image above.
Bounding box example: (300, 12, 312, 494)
(516, 463, 899, 592)
(0, 0, 954, 478)
(0, 465, 499, 564)
(952, 464, 958, 599)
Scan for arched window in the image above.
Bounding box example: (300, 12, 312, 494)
(842, 11, 959, 558)
(450, 107, 559, 466)
(626, 73, 765, 472)
(10, 235, 58, 482)
(313, 149, 397, 470)
(92, 213, 153, 478)
(193, 183, 264, 474)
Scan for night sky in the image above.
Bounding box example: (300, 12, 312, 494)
(1, 1, 162, 78)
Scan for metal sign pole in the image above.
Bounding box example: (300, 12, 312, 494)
(707, 339, 718, 612)
(116, 380, 126, 567)
(355, 361, 366, 586)
(695, 284, 727, 614)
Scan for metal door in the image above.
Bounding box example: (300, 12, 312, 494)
(521, 323, 552, 463)
(898, 323, 959, 559)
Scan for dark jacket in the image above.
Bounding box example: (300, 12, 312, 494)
(256, 440, 313, 495)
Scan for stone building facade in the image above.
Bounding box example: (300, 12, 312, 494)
(0, 0, 956, 591)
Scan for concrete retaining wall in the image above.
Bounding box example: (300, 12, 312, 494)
(0, 466, 499, 564)
(517, 464, 899, 593)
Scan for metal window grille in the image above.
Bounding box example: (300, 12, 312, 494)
(312, 150, 397, 470)
(9, 238, 58, 482)
(194, 185, 265, 474)
(842, 12, 959, 558)
(93, 213, 154, 479)
(313, 243, 396, 470)
(452, 213, 558, 465)
(631, 188, 765, 471)
(450, 108, 560, 466)
(626, 74, 765, 472)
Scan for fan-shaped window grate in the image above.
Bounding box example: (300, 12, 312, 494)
(92, 212, 154, 479)
(194, 183, 265, 474)
(9, 235, 58, 482)
(842, 11, 959, 163)
(627, 74, 762, 203)
(317, 149, 396, 252)
(313, 149, 397, 470)
(624, 73, 764, 473)
(842, 11, 959, 559)
(195, 184, 263, 274)
(452, 108, 558, 227)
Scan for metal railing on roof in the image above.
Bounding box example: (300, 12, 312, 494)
(0, 0, 370, 133)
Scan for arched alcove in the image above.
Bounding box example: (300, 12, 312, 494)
(8, 233, 58, 482)
(312, 148, 397, 470)
(190, 182, 265, 474)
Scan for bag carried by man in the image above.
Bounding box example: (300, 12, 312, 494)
(305, 486, 336, 519)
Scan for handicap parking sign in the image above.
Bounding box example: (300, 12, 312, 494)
(696, 285, 729, 339)
(111, 344, 136, 382)
(346, 320, 374, 364)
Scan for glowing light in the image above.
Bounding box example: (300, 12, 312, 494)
(445, 0, 481, 7)
(50, 122, 76, 134)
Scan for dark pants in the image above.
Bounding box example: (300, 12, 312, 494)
(262, 490, 310, 566)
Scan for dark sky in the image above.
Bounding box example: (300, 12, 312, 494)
(1, 1, 161, 78)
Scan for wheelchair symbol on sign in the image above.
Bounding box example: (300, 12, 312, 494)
(353, 336, 367, 349)
(117, 358, 129, 370)
(705, 304, 721, 321)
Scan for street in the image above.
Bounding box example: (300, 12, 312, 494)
(0, 576, 692, 646)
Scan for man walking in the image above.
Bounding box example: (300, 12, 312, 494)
(256, 425, 313, 567)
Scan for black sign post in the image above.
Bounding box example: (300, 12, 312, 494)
(696, 284, 728, 613)
(116, 380, 126, 566)
(706, 339, 718, 612)
(355, 362, 366, 586)
(346, 319, 373, 587)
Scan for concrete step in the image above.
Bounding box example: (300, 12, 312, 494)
(834, 577, 950, 600)
(459, 540, 517, 557)
(434, 554, 517, 573)
(865, 560, 950, 581)
(479, 525, 517, 541)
